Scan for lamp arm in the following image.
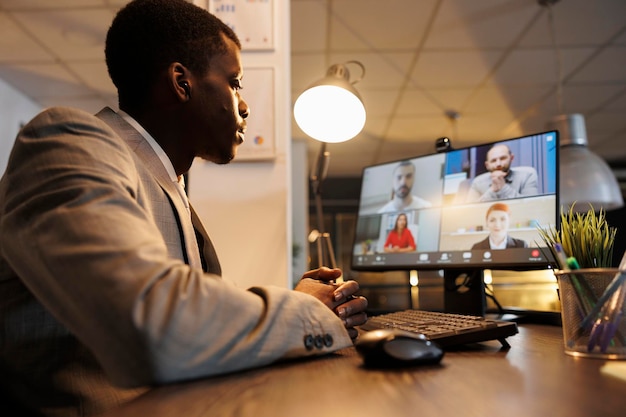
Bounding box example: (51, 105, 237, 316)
(310, 142, 334, 268)
(310, 142, 330, 196)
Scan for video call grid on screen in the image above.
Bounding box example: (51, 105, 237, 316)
(351, 131, 559, 271)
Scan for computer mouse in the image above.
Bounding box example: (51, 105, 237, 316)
(355, 329, 444, 368)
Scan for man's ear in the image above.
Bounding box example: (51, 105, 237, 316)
(169, 62, 191, 101)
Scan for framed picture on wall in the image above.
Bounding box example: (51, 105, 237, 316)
(206, 0, 274, 51)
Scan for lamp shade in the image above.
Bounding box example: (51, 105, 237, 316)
(294, 63, 366, 143)
(549, 114, 624, 212)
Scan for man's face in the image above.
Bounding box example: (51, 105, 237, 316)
(190, 34, 249, 164)
(393, 164, 415, 199)
(485, 145, 513, 173)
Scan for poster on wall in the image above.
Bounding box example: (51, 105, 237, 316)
(207, 0, 274, 51)
(236, 67, 275, 161)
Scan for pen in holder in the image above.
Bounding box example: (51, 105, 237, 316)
(553, 268, 626, 359)
(538, 205, 626, 359)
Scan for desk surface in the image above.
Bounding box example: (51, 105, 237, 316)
(100, 325, 625, 417)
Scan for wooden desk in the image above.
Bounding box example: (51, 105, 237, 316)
(99, 325, 625, 417)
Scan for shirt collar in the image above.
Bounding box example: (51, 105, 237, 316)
(117, 109, 178, 184)
(489, 236, 508, 249)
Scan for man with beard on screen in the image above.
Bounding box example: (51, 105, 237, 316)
(378, 160, 432, 213)
(466, 143, 539, 203)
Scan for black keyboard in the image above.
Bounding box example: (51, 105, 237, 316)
(359, 310, 518, 348)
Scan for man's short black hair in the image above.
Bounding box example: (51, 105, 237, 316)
(105, 0, 240, 109)
(395, 160, 415, 173)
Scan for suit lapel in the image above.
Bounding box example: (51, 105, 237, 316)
(95, 107, 203, 270)
(190, 205, 222, 275)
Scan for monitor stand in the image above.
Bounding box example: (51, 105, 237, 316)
(443, 269, 562, 325)
(443, 269, 487, 317)
(486, 308, 562, 326)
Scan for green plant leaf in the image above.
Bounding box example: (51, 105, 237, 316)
(536, 204, 616, 268)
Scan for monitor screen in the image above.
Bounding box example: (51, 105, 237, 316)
(351, 130, 559, 272)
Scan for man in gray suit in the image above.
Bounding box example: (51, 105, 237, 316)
(0, 1, 367, 416)
(466, 143, 539, 203)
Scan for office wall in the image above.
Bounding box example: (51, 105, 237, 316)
(188, 1, 294, 290)
(0, 78, 42, 175)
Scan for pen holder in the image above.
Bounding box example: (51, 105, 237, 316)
(554, 268, 626, 359)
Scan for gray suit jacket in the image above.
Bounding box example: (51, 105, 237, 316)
(466, 166, 539, 202)
(0, 107, 350, 416)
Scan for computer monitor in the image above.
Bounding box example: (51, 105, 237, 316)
(351, 131, 559, 315)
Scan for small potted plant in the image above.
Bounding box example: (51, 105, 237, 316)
(538, 204, 616, 269)
(538, 204, 625, 359)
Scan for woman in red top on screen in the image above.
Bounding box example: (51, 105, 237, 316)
(383, 213, 416, 253)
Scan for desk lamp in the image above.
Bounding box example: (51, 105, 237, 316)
(294, 61, 366, 269)
(541, 0, 623, 212)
